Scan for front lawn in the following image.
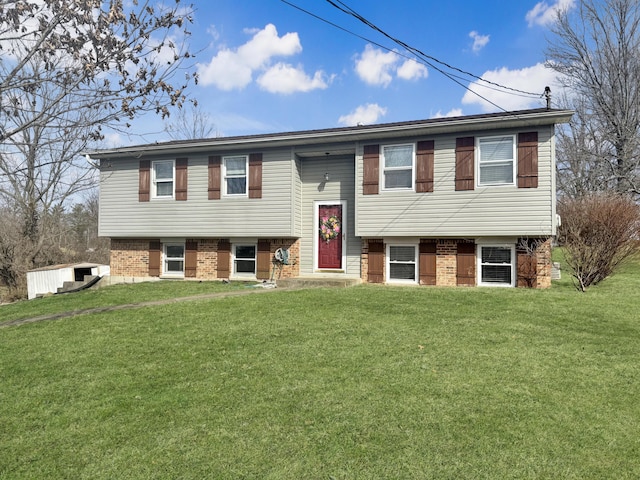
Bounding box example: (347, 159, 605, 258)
(1, 259, 639, 478)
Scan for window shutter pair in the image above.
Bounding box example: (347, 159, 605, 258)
(149, 240, 197, 277)
(139, 158, 188, 201)
(455, 133, 539, 190)
(208, 153, 263, 200)
(362, 142, 434, 195)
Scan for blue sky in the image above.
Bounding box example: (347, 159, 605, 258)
(110, 0, 574, 145)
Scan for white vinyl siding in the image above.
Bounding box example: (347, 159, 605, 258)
(355, 126, 556, 238)
(477, 135, 515, 186)
(382, 144, 414, 191)
(386, 243, 418, 284)
(99, 150, 297, 238)
(477, 244, 515, 287)
(152, 160, 174, 198)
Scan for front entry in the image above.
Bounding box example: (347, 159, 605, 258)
(317, 203, 343, 269)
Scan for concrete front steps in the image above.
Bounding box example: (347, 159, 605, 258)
(276, 276, 362, 289)
(57, 275, 102, 294)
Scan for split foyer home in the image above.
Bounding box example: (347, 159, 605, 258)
(92, 108, 573, 288)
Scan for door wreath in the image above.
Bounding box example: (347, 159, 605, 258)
(319, 215, 341, 243)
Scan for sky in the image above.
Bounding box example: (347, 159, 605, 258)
(109, 0, 575, 146)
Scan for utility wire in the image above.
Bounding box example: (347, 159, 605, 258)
(326, 0, 542, 98)
(281, 0, 547, 113)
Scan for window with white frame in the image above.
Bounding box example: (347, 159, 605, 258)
(163, 243, 185, 276)
(382, 144, 414, 190)
(233, 244, 257, 276)
(477, 136, 515, 186)
(223, 155, 248, 196)
(386, 244, 418, 283)
(153, 160, 174, 198)
(478, 245, 515, 287)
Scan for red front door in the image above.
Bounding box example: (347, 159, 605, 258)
(318, 204, 343, 269)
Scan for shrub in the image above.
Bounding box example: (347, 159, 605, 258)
(557, 193, 640, 291)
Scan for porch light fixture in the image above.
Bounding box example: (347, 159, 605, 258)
(324, 172, 330, 181)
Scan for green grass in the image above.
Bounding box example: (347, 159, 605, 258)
(1, 258, 640, 479)
(0, 280, 253, 323)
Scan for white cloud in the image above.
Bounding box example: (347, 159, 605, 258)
(397, 59, 428, 81)
(355, 45, 428, 87)
(257, 63, 333, 94)
(526, 0, 576, 27)
(461, 63, 559, 112)
(469, 31, 490, 53)
(355, 45, 398, 87)
(432, 108, 463, 119)
(197, 24, 303, 90)
(338, 103, 387, 126)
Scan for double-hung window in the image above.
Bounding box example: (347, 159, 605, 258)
(477, 136, 515, 186)
(478, 245, 515, 287)
(386, 244, 418, 283)
(223, 155, 248, 196)
(163, 243, 185, 276)
(233, 244, 257, 276)
(382, 144, 414, 190)
(153, 160, 174, 198)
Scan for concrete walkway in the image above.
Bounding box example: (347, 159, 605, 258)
(0, 287, 280, 329)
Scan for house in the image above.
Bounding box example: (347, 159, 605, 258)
(90, 108, 573, 288)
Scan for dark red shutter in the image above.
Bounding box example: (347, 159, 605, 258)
(249, 153, 263, 199)
(208, 156, 221, 200)
(367, 240, 384, 283)
(149, 240, 161, 277)
(363, 145, 380, 195)
(455, 137, 475, 191)
(175, 157, 188, 201)
(139, 160, 150, 202)
(256, 240, 271, 280)
(217, 240, 230, 278)
(419, 240, 437, 285)
(456, 242, 475, 286)
(416, 140, 435, 193)
(185, 240, 197, 278)
(517, 132, 538, 188)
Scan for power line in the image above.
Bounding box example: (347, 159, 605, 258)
(281, 0, 546, 113)
(325, 0, 542, 98)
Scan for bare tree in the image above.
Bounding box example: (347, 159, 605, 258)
(557, 193, 640, 291)
(547, 0, 640, 196)
(0, 0, 196, 297)
(164, 103, 218, 140)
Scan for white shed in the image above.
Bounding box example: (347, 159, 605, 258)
(26, 263, 110, 300)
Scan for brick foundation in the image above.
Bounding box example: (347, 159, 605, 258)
(436, 240, 458, 286)
(110, 239, 152, 277)
(359, 237, 553, 288)
(110, 238, 300, 281)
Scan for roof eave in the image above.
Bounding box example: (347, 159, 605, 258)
(86, 109, 574, 159)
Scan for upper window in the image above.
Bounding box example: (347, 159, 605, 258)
(478, 245, 515, 287)
(382, 144, 414, 190)
(386, 244, 418, 284)
(163, 243, 185, 276)
(153, 160, 174, 198)
(477, 136, 515, 186)
(223, 155, 248, 196)
(233, 244, 257, 276)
